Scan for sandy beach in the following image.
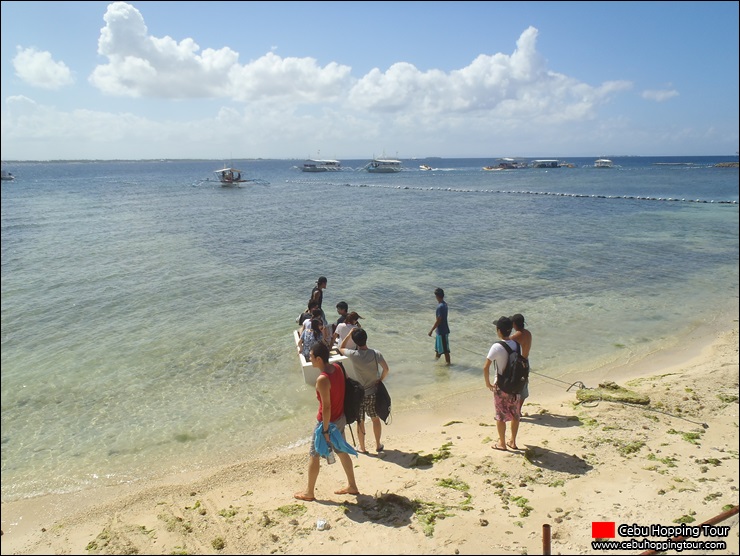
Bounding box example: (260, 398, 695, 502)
(2, 321, 738, 555)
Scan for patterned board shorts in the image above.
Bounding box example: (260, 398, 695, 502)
(359, 393, 377, 420)
(494, 389, 521, 422)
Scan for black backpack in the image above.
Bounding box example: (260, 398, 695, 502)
(339, 363, 365, 425)
(496, 340, 530, 395)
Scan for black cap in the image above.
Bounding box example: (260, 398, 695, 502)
(492, 316, 513, 331)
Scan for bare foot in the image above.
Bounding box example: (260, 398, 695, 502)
(334, 487, 360, 495)
(491, 443, 508, 451)
(507, 441, 519, 450)
(293, 492, 316, 502)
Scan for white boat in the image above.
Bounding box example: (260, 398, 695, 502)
(594, 158, 614, 168)
(214, 166, 248, 186)
(531, 159, 561, 168)
(494, 157, 528, 169)
(365, 158, 402, 173)
(293, 330, 354, 385)
(1, 170, 15, 181)
(300, 159, 341, 172)
(419, 164, 433, 171)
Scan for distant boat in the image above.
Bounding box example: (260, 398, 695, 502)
(1, 170, 15, 181)
(490, 157, 528, 170)
(419, 164, 433, 171)
(365, 158, 402, 173)
(531, 159, 561, 168)
(214, 166, 248, 187)
(300, 159, 341, 172)
(594, 158, 614, 168)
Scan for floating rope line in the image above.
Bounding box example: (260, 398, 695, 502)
(286, 179, 738, 205)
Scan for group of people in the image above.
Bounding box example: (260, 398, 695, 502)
(294, 277, 533, 501)
(294, 277, 391, 502)
(427, 287, 533, 452)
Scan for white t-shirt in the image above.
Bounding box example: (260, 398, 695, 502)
(486, 339, 519, 384)
(334, 323, 357, 349)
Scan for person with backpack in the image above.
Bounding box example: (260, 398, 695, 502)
(338, 328, 390, 454)
(294, 342, 359, 502)
(509, 313, 532, 414)
(483, 316, 523, 451)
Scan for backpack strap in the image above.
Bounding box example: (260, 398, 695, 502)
(497, 340, 513, 354)
(497, 340, 521, 354)
(337, 363, 357, 446)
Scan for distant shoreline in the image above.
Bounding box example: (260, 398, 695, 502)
(2, 156, 739, 164)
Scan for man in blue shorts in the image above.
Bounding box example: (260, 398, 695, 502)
(428, 287, 450, 365)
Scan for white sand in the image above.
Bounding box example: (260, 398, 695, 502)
(2, 323, 738, 555)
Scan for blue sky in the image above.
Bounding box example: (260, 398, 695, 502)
(1, 1, 738, 160)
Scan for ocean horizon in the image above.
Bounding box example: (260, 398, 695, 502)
(2, 155, 738, 502)
(2, 154, 739, 163)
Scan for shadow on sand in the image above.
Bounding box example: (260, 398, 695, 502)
(520, 444, 593, 474)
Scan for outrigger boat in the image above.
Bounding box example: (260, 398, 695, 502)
(300, 159, 342, 172)
(214, 166, 248, 187)
(364, 158, 403, 173)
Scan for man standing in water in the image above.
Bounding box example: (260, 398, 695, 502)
(428, 287, 450, 365)
(310, 276, 328, 326)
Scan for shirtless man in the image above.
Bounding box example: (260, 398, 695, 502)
(509, 313, 532, 415)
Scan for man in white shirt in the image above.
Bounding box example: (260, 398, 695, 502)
(483, 316, 522, 451)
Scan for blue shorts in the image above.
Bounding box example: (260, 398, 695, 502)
(435, 334, 450, 355)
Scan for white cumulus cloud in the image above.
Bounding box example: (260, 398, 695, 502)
(12, 47, 74, 90)
(89, 1, 351, 101)
(347, 26, 632, 123)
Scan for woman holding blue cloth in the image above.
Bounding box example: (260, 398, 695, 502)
(294, 342, 359, 502)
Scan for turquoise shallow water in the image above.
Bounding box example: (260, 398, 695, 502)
(1, 156, 738, 501)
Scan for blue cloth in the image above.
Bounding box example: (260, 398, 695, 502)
(313, 422, 358, 458)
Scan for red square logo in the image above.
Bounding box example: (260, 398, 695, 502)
(592, 521, 616, 538)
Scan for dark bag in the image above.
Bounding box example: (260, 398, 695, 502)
(496, 340, 530, 395)
(375, 381, 392, 425)
(340, 363, 365, 426)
